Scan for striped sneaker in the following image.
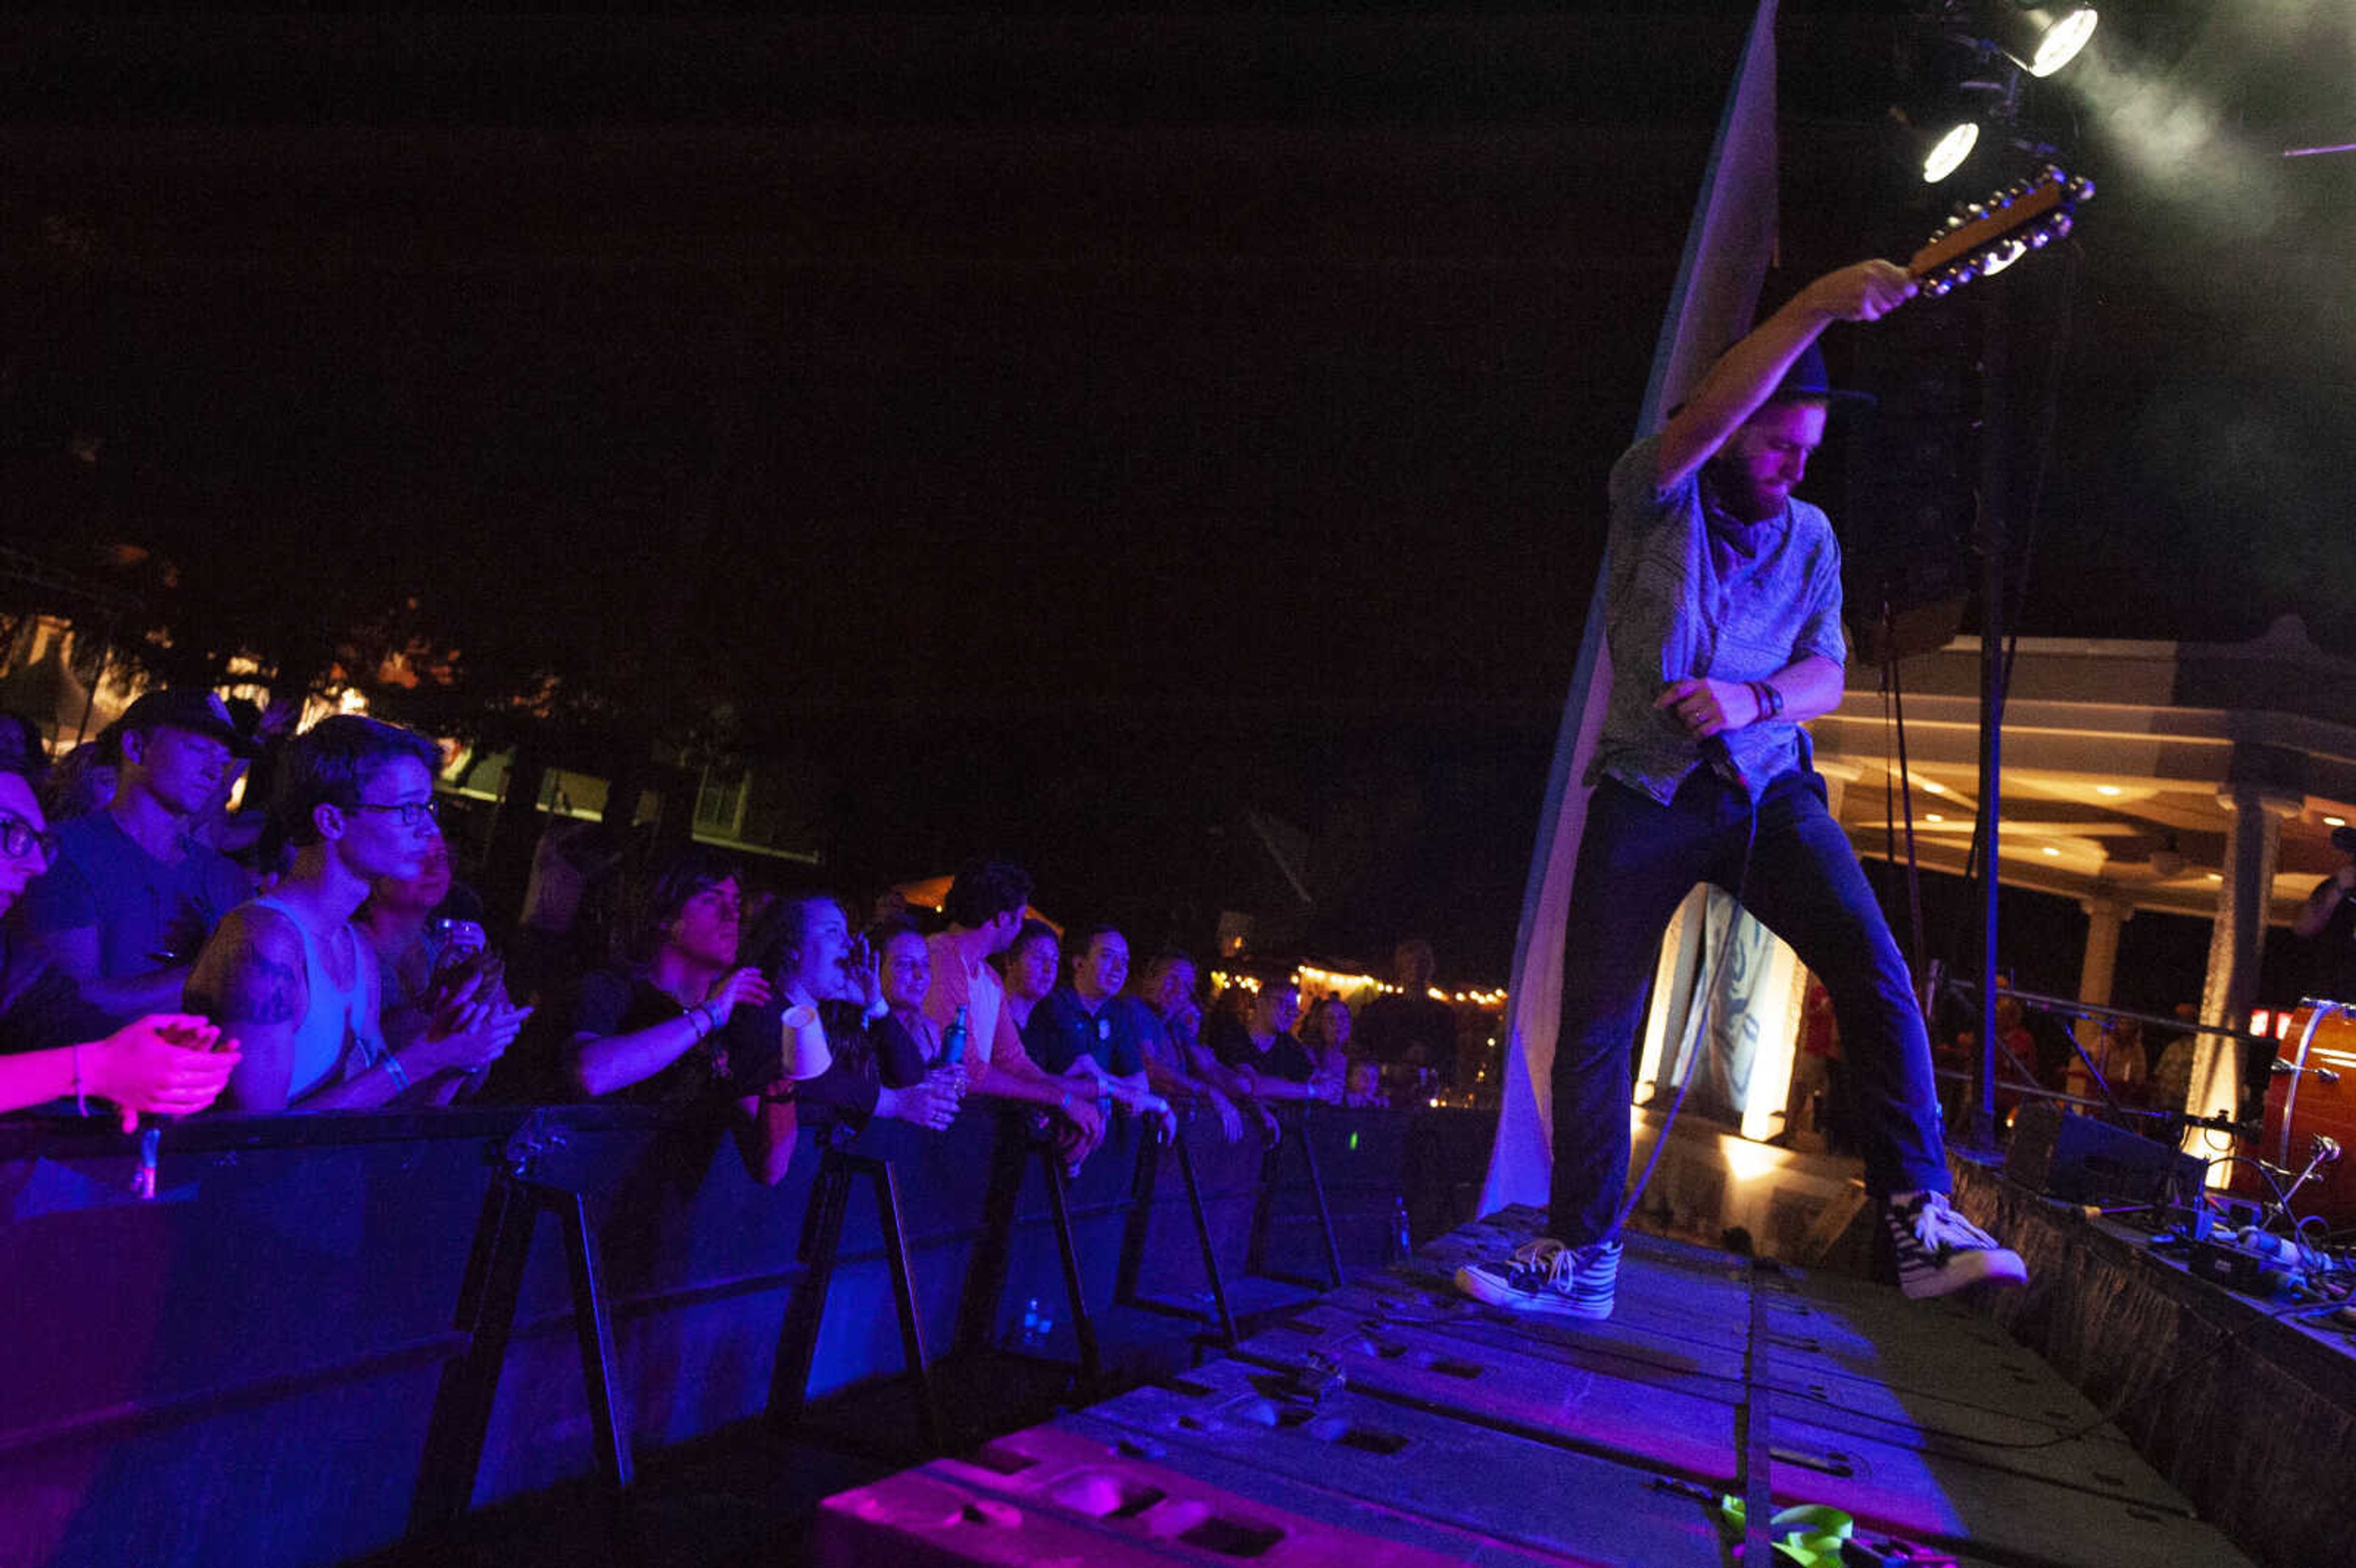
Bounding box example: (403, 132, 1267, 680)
(1453, 1237, 1622, 1320)
(1887, 1191, 2027, 1299)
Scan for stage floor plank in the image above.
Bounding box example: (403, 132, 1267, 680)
(815, 1210, 2260, 1568)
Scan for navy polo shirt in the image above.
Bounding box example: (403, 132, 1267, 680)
(1023, 985, 1145, 1078)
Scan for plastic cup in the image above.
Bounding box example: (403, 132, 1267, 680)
(781, 1005, 833, 1080)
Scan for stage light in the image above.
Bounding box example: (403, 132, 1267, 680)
(1923, 119, 1981, 182)
(1890, 94, 1989, 185)
(1973, 2, 2098, 79)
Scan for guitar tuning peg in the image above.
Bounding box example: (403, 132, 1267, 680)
(2049, 211, 2074, 239)
(2027, 225, 2051, 249)
(2072, 176, 2096, 200)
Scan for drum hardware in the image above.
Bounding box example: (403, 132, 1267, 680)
(2269, 1058, 2341, 1085)
(2276, 1001, 2352, 1168)
(2169, 1108, 2258, 1138)
(2261, 1134, 2342, 1221)
(2246, 1002, 2356, 1230)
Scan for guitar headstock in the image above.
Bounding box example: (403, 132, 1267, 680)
(1909, 165, 2095, 298)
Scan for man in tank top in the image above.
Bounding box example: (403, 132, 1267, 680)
(187, 715, 528, 1110)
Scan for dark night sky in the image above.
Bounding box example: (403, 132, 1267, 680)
(3, 7, 2351, 978)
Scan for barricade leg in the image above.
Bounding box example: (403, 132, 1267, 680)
(1176, 1128, 1240, 1344)
(952, 1119, 1028, 1356)
(861, 1155, 949, 1451)
(1248, 1109, 1345, 1289)
(1111, 1134, 1158, 1308)
(409, 1173, 637, 1543)
(1296, 1114, 1348, 1288)
(1036, 1152, 1103, 1387)
(769, 1154, 853, 1431)
(409, 1177, 537, 1535)
(551, 1185, 634, 1497)
(770, 1150, 946, 1452)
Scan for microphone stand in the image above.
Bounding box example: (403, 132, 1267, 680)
(1966, 292, 2012, 1157)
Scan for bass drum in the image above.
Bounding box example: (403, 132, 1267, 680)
(2255, 1004, 2356, 1232)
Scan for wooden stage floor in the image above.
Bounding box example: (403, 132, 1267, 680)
(814, 1206, 2258, 1567)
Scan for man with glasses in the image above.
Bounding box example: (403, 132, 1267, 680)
(12, 690, 256, 1026)
(187, 715, 526, 1110)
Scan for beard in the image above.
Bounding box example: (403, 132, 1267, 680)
(1701, 456, 1787, 524)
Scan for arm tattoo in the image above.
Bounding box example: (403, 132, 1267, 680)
(190, 909, 308, 1029)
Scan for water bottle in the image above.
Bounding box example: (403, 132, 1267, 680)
(942, 1004, 969, 1067)
(1392, 1196, 1413, 1262)
(1018, 1296, 1046, 1348)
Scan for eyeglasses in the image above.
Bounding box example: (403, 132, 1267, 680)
(0, 812, 60, 863)
(345, 797, 442, 828)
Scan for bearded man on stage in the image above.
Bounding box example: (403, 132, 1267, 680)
(1456, 259, 2027, 1321)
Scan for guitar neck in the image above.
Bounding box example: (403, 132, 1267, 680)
(1908, 181, 2068, 279)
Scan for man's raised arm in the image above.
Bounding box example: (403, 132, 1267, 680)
(1654, 259, 1916, 493)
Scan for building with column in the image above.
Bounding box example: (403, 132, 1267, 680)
(1630, 616, 2356, 1249)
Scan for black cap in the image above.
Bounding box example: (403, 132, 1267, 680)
(117, 689, 259, 757)
(2331, 824, 2356, 856)
(1767, 341, 1876, 410)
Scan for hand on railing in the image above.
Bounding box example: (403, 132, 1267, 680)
(1135, 1093, 1177, 1143)
(879, 1067, 963, 1131)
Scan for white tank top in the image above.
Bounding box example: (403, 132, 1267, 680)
(250, 896, 383, 1105)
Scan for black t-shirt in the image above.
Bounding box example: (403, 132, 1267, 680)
(568, 967, 762, 1106)
(1207, 1017, 1318, 1083)
(715, 995, 928, 1123)
(1357, 993, 1460, 1084)
(2308, 881, 2356, 1004)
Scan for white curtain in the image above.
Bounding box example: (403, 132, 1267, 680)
(1481, 0, 1786, 1213)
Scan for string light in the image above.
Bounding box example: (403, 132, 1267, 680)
(1214, 964, 1507, 1010)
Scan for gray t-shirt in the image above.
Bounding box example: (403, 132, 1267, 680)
(1592, 431, 1848, 802)
(12, 812, 254, 989)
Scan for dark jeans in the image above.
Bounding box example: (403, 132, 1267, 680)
(1548, 768, 1949, 1247)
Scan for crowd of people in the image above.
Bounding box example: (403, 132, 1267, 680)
(0, 693, 1473, 1180)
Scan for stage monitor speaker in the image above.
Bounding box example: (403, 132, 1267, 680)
(2004, 1102, 2206, 1212)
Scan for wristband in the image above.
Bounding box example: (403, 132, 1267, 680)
(382, 1051, 411, 1093)
(1750, 679, 1785, 721)
(72, 1041, 89, 1118)
(1059, 1091, 1073, 1111)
